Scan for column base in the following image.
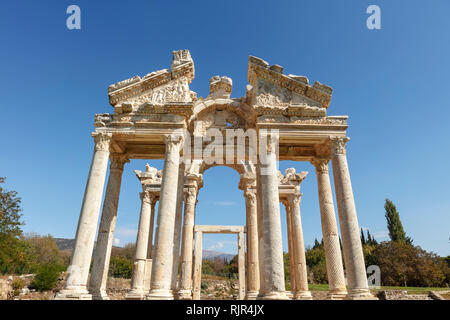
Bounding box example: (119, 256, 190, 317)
(54, 287, 92, 300)
(176, 289, 193, 300)
(293, 291, 313, 300)
(125, 289, 146, 300)
(346, 289, 378, 300)
(146, 289, 174, 300)
(326, 290, 348, 300)
(91, 290, 110, 300)
(245, 291, 259, 300)
(262, 291, 289, 300)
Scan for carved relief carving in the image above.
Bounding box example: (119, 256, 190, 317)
(256, 78, 292, 107)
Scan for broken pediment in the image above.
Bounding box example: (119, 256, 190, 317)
(246, 56, 333, 115)
(108, 50, 196, 111)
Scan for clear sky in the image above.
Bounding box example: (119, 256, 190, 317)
(1, 1, 449, 256)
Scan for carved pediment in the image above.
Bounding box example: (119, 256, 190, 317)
(108, 50, 196, 110)
(246, 56, 333, 115)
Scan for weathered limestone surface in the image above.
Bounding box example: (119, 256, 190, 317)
(312, 157, 347, 299)
(147, 134, 183, 300)
(260, 146, 288, 300)
(89, 153, 128, 300)
(178, 174, 202, 300)
(192, 231, 203, 300)
(126, 191, 155, 299)
(57, 50, 373, 301)
(56, 133, 112, 300)
(331, 137, 375, 300)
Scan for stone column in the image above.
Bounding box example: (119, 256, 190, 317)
(192, 231, 203, 300)
(243, 188, 260, 299)
(147, 199, 157, 259)
(311, 157, 347, 299)
(147, 133, 183, 300)
(282, 200, 296, 297)
(178, 174, 201, 299)
(259, 136, 288, 300)
(255, 165, 266, 298)
(288, 193, 312, 300)
(126, 191, 156, 299)
(56, 132, 112, 300)
(238, 231, 246, 300)
(330, 137, 374, 299)
(171, 164, 185, 293)
(89, 153, 129, 300)
(143, 199, 157, 294)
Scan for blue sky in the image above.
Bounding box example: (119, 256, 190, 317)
(0, 1, 449, 256)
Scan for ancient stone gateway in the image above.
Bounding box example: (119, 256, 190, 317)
(55, 50, 375, 300)
(191, 225, 246, 300)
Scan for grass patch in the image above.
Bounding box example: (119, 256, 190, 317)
(308, 284, 449, 295)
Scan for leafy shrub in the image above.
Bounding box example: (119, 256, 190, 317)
(12, 277, 25, 291)
(30, 263, 63, 291)
(108, 256, 132, 278)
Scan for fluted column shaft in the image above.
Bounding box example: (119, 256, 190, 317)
(147, 134, 183, 300)
(243, 188, 260, 299)
(89, 153, 128, 300)
(255, 165, 266, 298)
(283, 201, 296, 295)
(146, 202, 156, 259)
(178, 184, 199, 299)
(192, 231, 203, 300)
(238, 231, 246, 300)
(56, 132, 112, 300)
(288, 194, 312, 299)
(171, 164, 185, 292)
(331, 137, 373, 299)
(126, 191, 155, 299)
(260, 147, 287, 300)
(312, 158, 347, 299)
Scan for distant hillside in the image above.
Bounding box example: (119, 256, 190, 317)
(55, 238, 236, 261)
(54, 238, 76, 251)
(203, 250, 235, 262)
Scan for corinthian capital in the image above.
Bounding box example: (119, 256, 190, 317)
(288, 193, 302, 207)
(329, 136, 350, 155)
(311, 158, 330, 173)
(140, 191, 156, 205)
(184, 187, 197, 205)
(164, 133, 184, 154)
(243, 189, 257, 208)
(110, 153, 129, 171)
(92, 132, 112, 152)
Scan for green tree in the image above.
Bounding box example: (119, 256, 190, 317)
(0, 178, 36, 274)
(0, 177, 23, 237)
(305, 246, 328, 284)
(371, 241, 447, 287)
(384, 199, 412, 244)
(108, 256, 132, 278)
(360, 228, 366, 245)
(30, 262, 64, 291)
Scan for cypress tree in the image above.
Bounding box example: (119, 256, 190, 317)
(384, 199, 409, 243)
(313, 238, 320, 249)
(360, 228, 366, 245)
